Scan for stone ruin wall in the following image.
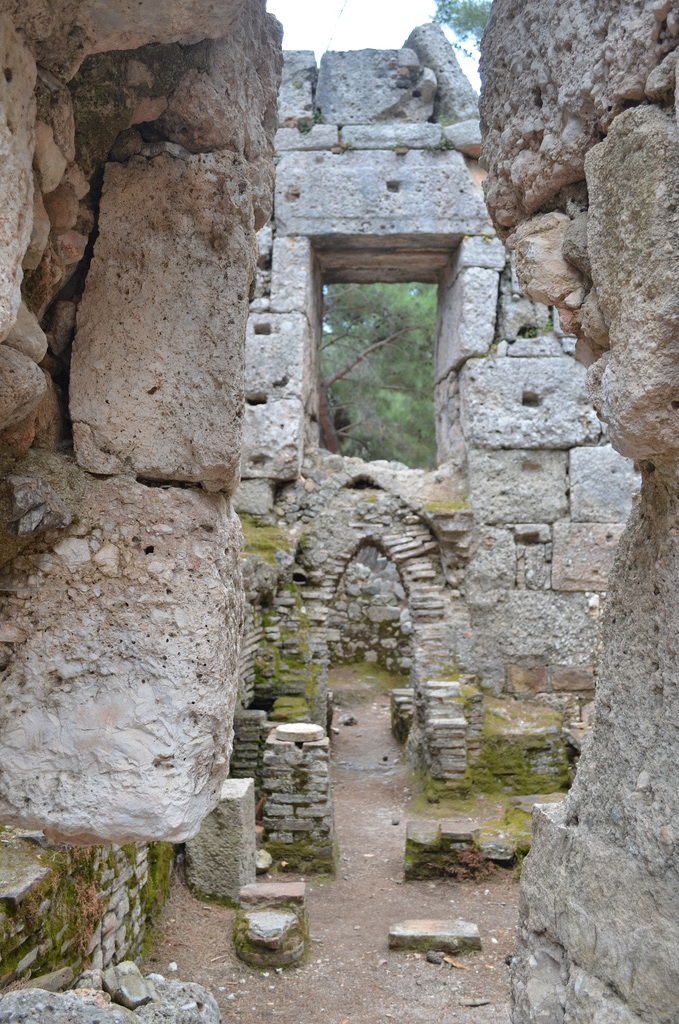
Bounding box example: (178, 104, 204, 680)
(480, 0, 679, 1020)
(234, 33, 639, 790)
(0, 0, 283, 986)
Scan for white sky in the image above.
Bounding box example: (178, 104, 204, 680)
(266, 0, 481, 92)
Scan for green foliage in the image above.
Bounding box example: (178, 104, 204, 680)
(320, 282, 437, 469)
(433, 0, 492, 46)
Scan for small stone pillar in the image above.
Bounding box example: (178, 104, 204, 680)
(233, 881, 309, 968)
(262, 724, 337, 873)
(185, 778, 256, 906)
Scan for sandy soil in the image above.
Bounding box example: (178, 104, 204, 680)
(143, 673, 519, 1024)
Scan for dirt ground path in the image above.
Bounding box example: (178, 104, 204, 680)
(144, 680, 519, 1023)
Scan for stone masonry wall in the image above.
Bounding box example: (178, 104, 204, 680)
(0, 831, 172, 988)
(481, 2, 679, 1020)
(234, 34, 638, 790)
(326, 546, 413, 674)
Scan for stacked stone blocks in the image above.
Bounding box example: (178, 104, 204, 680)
(261, 728, 336, 873)
(0, 835, 172, 988)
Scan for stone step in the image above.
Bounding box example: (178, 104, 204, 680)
(388, 919, 481, 954)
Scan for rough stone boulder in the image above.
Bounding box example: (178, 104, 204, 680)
(405, 23, 479, 123)
(0, 476, 243, 844)
(585, 104, 679, 460)
(479, 0, 679, 236)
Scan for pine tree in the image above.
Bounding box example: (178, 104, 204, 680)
(320, 283, 437, 469)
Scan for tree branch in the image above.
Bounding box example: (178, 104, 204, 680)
(320, 325, 421, 389)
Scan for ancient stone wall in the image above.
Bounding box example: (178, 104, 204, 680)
(0, 831, 172, 986)
(326, 546, 413, 674)
(0, 0, 281, 844)
(234, 34, 638, 791)
(480, 2, 679, 1020)
(0, 0, 282, 983)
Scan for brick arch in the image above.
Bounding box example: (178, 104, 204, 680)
(294, 488, 455, 679)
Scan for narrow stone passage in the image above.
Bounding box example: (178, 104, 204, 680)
(144, 672, 519, 1023)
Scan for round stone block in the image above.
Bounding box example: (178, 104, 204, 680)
(233, 909, 307, 967)
(274, 723, 324, 744)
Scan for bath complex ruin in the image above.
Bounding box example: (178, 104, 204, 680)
(0, 0, 672, 1021)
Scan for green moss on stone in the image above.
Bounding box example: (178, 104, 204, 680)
(263, 838, 337, 877)
(422, 499, 470, 512)
(469, 729, 570, 796)
(269, 696, 311, 722)
(240, 514, 290, 565)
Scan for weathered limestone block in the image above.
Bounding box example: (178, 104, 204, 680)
(404, 23, 479, 124)
(464, 527, 516, 599)
(470, 591, 597, 694)
(275, 125, 338, 151)
(499, 300, 553, 346)
(467, 449, 568, 525)
(552, 522, 624, 591)
(269, 237, 319, 316)
(510, 467, 679, 1023)
(11, 0, 249, 79)
(158, 2, 283, 229)
(510, 212, 585, 307)
(434, 370, 462, 465)
(278, 50, 317, 124)
(102, 962, 157, 1010)
(443, 120, 481, 158)
(233, 478, 275, 517)
(242, 397, 306, 482)
(570, 445, 638, 523)
(0, 990, 135, 1023)
(234, 882, 309, 968)
(138, 977, 220, 1023)
(479, 0, 676, 235)
(274, 149, 491, 239)
(388, 919, 481, 954)
(4, 302, 48, 363)
(454, 234, 506, 272)
(71, 152, 257, 492)
(0, 347, 47, 431)
(6, 474, 72, 536)
(586, 106, 679, 460)
(459, 356, 600, 449)
(245, 313, 312, 403)
(0, 977, 220, 1023)
(0, 476, 243, 844)
(341, 123, 442, 150)
(185, 778, 256, 906)
(0, 16, 37, 339)
(315, 48, 435, 125)
(435, 265, 500, 377)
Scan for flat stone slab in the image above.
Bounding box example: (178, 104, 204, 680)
(406, 822, 440, 847)
(0, 842, 51, 905)
(274, 723, 324, 744)
(388, 919, 481, 953)
(239, 881, 306, 907)
(439, 821, 478, 844)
